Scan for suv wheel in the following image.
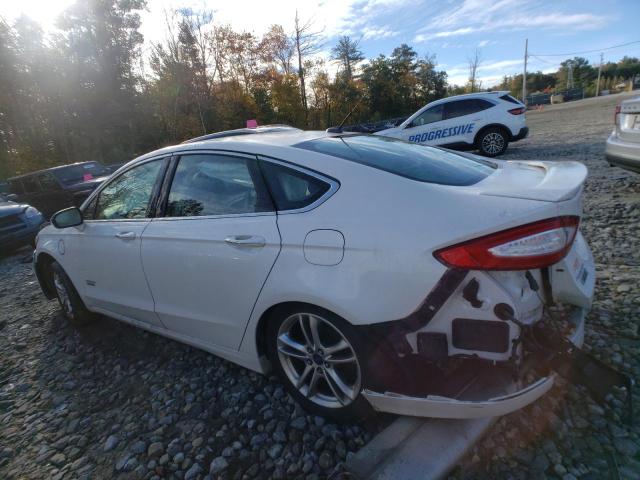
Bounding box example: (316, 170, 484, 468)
(267, 306, 372, 420)
(477, 127, 509, 157)
(50, 261, 95, 325)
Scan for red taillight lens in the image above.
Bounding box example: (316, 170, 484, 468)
(508, 107, 526, 115)
(615, 104, 621, 126)
(434, 216, 580, 270)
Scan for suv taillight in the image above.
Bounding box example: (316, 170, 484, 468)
(434, 216, 580, 270)
(508, 107, 526, 115)
(614, 104, 621, 126)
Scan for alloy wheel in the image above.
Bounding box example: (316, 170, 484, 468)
(277, 313, 362, 408)
(482, 132, 505, 155)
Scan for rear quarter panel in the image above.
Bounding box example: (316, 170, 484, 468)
(239, 147, 563, 358)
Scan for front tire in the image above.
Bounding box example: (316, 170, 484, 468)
(476, 127, 509, 157)
(266, 306, 372, 420)
(50, 261, 95, 325)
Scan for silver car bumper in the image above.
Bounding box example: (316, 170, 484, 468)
(605, 131, 640, 173)
(363, 307, 586, 419)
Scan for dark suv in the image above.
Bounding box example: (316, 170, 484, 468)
(7, 162, 111, 218)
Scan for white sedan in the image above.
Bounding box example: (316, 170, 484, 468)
(34, 128, 596, 419)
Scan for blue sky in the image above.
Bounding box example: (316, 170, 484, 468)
(4, 0, 640, 86)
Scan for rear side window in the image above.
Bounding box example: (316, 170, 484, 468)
(165, 154, 273, 217)
(443, 99, 494, 120)
(500, 94, 521, 105)
(259, 161, 331, 211)
(295, 135, 495, 186)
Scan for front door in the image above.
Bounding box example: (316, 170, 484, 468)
(141, 152, 281, 349)
(74, 158, 166, 326)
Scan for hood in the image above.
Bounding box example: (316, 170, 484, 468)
(0, 201, 29, 217)
(65, 175, 110, 192)
(472, 160, 588, 202)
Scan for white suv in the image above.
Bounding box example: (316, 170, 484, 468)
(375, 91, 528, 157)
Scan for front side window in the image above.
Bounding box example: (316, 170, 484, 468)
(94, 160, 163, 220)
(409, 104, 443, 127)
(9, 180, 24, 195)
(165, 154, 273, 217)
(22, 176, 41, 193)
(259, 161, 330, 211)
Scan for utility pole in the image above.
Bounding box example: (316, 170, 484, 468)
(522, 38, 528, 106)
(596, 52, 603, 97)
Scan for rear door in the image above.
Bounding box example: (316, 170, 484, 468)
(141, 152, 281, 349)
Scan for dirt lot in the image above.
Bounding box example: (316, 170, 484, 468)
(1, 92, 639, 480)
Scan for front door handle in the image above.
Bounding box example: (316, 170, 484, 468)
(225, 235, 266, 248)
(115, 231, 136, 240)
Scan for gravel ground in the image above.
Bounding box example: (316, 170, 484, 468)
(1, 91, 639, 480)
(451, 92, 640, 480)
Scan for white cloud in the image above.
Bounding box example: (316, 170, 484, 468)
(361, 26, 399, 40)
(414, 0, 610, 42)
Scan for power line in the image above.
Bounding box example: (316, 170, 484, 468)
(530, 40, 640, 57)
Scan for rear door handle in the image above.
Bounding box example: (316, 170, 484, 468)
(115, 231, 136, 240)
(225, 235, 266, 248)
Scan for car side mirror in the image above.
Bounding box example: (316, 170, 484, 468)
(6, 193, 18, 201)
(51, 207, 83, 229)
(405, 122, 414, 129)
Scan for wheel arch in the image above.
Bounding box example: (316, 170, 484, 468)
(253, 301, 347, 373)
(473, 123, 512, 145)
(34, 252, 58, 299)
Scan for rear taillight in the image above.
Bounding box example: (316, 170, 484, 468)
(434, 216, 580, 270)
(614, 104, 621, 126)
(508, 107, 526, 115)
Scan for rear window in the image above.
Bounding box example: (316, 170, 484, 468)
(53, 162, 109, 186)
(295, 135, 495, 186)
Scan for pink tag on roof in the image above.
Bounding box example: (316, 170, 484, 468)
(246, 119, 258, 128)
(83, 173, 93, 181)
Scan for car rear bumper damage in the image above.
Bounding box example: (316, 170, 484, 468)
(363, 306, 585, 418)
(605, 132, 640, 173)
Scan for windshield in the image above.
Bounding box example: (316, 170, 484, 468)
(52, 162, 109, 186)
(295, 135, 495, 186)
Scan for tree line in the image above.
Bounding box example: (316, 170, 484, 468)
(1, 0, 639, 179)
(493, 56, 640, 100)
(0, 0, 447, 178)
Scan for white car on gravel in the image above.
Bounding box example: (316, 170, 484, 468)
(34, 127, 601, 420)
(375, 91, 529, 157)
(606, 95, 640, 173)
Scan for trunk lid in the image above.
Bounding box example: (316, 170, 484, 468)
(472, 160, 587, 202)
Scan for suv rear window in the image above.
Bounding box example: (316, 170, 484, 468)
(295, 135, 495, 186)
(52, 162, 110, 186)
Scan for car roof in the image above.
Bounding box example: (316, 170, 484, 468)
(8, 161, 103, 181)
(131, 129, 348, 165)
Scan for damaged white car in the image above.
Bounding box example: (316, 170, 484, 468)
(33, 128, 630, 420)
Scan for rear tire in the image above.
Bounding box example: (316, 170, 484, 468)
(50, 261, 96, 326)
(476, 127, 509, 157)
(266, 305, 373, 421)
